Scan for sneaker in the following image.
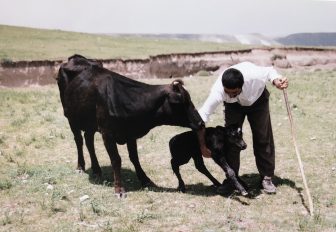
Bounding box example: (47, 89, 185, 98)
(217, 179, 234, 195)
(261, 176, 276, 194)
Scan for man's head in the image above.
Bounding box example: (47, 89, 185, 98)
(221, 68, 244, 98)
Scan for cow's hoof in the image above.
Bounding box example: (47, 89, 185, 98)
(75, 168, 85, 174)
(77, 165, 85, 172)
(114, 188, 127, 199)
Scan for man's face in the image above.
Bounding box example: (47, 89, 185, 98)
(224, 87, 242, 98)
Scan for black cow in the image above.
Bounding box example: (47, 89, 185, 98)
(169, 125, 248, 195)
(57, 54, 205, 197)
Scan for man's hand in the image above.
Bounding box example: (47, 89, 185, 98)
(273, 77, 288, 89)
(197, 126, 212, 158)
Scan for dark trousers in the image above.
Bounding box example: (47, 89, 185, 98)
(224, 88, 275, 177)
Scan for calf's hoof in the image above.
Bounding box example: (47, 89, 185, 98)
(240, 190, 249, 196)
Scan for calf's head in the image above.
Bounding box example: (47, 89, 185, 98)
(224, 124, 247, 150)
(165, 80, 204, 130)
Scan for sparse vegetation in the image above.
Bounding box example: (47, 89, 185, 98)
(0, 69, 335, 231)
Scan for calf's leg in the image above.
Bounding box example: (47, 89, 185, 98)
(219, 157, 248, 196)
(84, 131, 102, 177)
(193, 155, 221, 187)
(171, 159, 187, 192)
(127, 140, 156, 187)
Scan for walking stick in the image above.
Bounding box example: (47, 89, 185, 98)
(283, 89, 314, 217)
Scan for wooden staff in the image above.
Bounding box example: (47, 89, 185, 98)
(283, 89, 314, 216)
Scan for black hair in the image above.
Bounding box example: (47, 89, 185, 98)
(221, 68, 244, 89)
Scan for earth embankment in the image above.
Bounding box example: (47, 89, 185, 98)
(1, 47, 336, 87)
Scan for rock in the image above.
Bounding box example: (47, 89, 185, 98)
(80, 195, 90, 202)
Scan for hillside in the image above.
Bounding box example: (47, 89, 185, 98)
(0, 25, 250, 61)
(276, 33, 336, 46)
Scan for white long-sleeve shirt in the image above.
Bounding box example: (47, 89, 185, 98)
(198, 62, 282, 123)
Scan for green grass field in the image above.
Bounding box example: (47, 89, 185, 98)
(0, 70, 335, 231)
(0, 25, 251, 61)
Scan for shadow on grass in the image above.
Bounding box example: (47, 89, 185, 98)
(240, 173, 303, 197)
(87, 166, 142, 192)
(86, 167, 305, 208)
(239, 173, 307, 209)
(87, 166, 219, 195)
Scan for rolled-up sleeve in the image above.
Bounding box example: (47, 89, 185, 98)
(198, 76, 224, 123)
(265, 67, 282, 83)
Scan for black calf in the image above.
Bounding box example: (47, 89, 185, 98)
(169, 125, 248, 195)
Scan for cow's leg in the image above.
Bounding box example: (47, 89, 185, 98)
(102, 133, 125, 198)
(127, 139, 156, 187)
(171, 159, 186, 192)
(219, 157, 248, 196)
(84, 131, 102, 177)
(69, 123, 85, 172)
(193, 155, 221, 187)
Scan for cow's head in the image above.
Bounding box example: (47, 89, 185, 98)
(166, 79, 204, 130)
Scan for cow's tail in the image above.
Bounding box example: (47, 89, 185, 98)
(56, 64, 71, 116)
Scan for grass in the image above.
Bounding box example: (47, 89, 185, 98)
(0, 69, 335, 231)
(0, 25, 251, 61)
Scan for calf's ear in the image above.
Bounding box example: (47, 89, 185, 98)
(215, 126, 225, 136)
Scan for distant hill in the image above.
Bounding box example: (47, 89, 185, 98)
(276, 33, 336, 46)
(112, 33, 281, 46)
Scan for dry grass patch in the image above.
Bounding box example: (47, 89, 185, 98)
(0, 70, 335, 231)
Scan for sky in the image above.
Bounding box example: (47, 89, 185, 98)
(0, 0, 336, 36)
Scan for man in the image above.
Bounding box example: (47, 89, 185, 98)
(198, 61, 288, 194)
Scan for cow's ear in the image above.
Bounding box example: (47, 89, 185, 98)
(168, 80, 184, 103)
(168, 92, 183, 103)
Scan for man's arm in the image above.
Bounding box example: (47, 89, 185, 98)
(197, 75, 225, 158)
(197, 125, 211, 158)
